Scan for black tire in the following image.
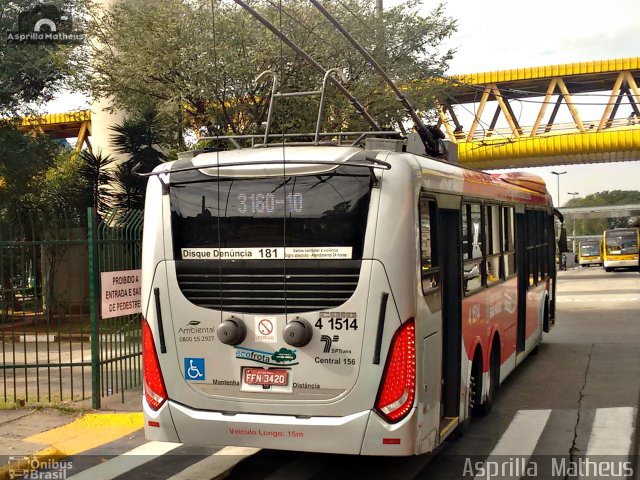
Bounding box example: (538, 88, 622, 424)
(605, 267, 612, 272)
(475, 345, 498, 416)
(469, 351, 484, 416)
(542, 297, 550, 333)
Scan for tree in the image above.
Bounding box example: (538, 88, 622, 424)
(0, 0, 89, 116)
(35, 149, 86, 220)
(0, 123, 61, 223)
(88, 0, 457, 140)
(77, 149, 116, 214)
(1, 0, 91, 218)
(109, 111, 169, 210)
(111, 162, 145, 211)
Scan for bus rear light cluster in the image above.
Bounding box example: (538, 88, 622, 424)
(143, 318, 167, 411)
(375, 319, 416, 423)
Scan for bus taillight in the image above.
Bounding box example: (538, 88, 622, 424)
(375, 319, 416, 423)
(143, 318, 167, 410)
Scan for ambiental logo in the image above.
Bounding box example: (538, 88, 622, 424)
(6, 2, 85, 44)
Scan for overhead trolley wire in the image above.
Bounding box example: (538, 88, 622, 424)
(232, 0, 382, 131)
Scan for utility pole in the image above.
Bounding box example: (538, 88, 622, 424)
(551, 171, 567, 207)
(551, 171, 567, 263)
(568, 192, 579, 252)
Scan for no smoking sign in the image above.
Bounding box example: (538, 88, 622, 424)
(255, 317, 277, 343)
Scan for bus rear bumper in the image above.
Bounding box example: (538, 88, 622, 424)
(143, 397, 180, 443)
(579, 259, 601, 266)
(147, 399, 420, 455)
(605, 259, 637, 268)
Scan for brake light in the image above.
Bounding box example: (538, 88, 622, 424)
(375, 319, 416, 423)
(143, 318, 167, 410)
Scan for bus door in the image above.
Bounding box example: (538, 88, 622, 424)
(515, 209, 527, 357)
(437, 207, 462, 421)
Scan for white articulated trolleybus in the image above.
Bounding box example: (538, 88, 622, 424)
(138, 1, 562, 457)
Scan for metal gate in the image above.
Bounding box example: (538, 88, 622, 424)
(88, 208, 144, 408)
(0, 208, 143, 408)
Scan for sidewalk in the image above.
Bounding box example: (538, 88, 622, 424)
(0, 389, 143, 480)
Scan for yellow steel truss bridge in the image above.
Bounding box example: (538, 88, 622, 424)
(17, 57, 640, 169)
(439, 57, 640, 169)
(19, 109, 92, 153)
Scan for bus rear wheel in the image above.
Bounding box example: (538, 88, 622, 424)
(472, 343, 500, 416)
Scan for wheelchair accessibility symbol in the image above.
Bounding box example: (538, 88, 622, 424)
(184, 358, 205, 381)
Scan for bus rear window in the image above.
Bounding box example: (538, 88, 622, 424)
(605, 230, 638, 254)
(580, 243, 599, 256)
(169, 166, 373, 260)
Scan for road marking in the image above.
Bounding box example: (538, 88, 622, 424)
(488, 409, 552, 455)
(66, 441, 182, 480)
(556, 297, 638, 302)
(586, 407, 636, 456)
(474, 409, 551, 480)
(167, 446, 260, 480)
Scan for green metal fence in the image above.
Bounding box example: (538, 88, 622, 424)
(88, 208, 144, 409)
(0, 208, 143, 408)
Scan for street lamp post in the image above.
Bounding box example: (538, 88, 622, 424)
(551, 171, 567, 267)
(551, 171, 567, 206)
(567, 192, 579, 252)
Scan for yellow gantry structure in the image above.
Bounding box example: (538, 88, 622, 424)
(17, 57, 640, 169)
(439, 57, 640, 169)
(19, 110, 92, 152)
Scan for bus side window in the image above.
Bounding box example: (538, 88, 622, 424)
(463, 202, 483, 295)
(502, 206, 516, 277)
(538, 210, 548, 281)
(419, 196, 439, 294)
(485, 204, 501, 286)
(525, 209, 549, 286)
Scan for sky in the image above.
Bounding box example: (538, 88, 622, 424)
(46, 0, 640, 207)
(429, 0, 640, 207)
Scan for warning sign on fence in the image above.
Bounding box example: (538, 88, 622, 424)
(101, 269, 142, 319)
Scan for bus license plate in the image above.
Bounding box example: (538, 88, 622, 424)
(243, 368, 288, 386)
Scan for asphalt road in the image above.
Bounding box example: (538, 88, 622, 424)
(24, 266, 639, 480)
(221, 267, 640, 480)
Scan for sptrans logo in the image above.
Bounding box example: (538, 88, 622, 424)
(6, 2, 85, 44)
